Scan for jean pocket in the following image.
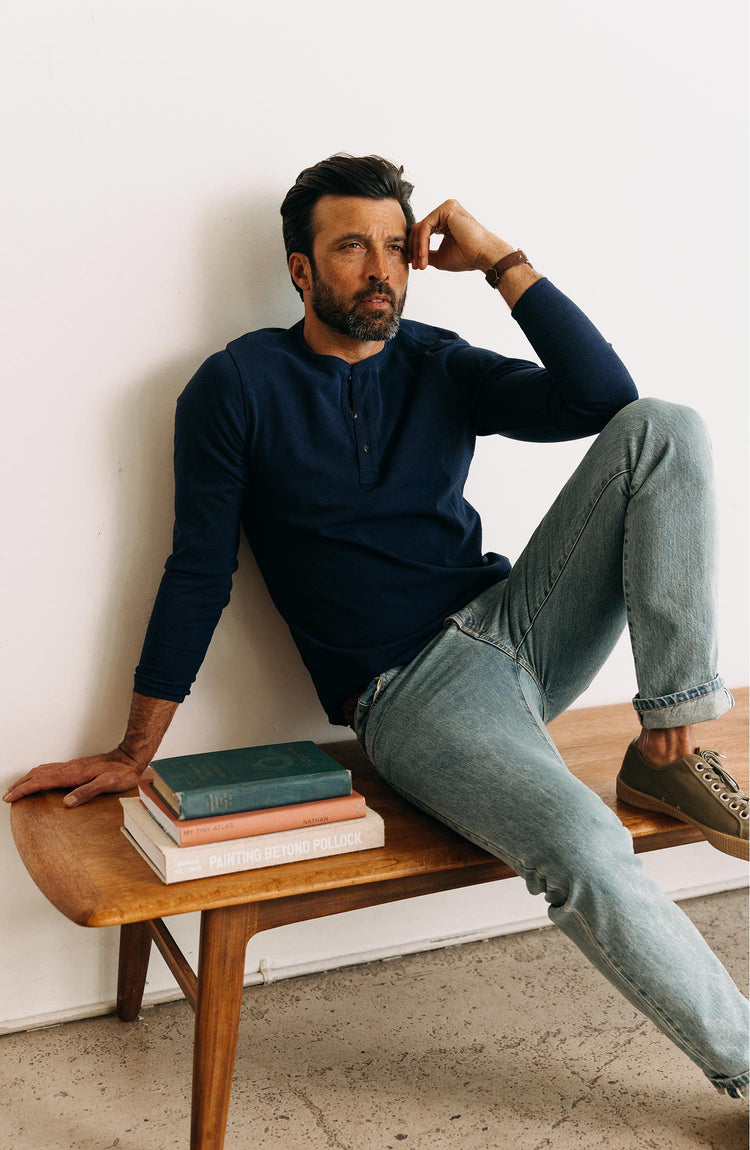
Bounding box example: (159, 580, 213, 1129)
(356, 674, 382, 713)
(353, 665, 404, 744)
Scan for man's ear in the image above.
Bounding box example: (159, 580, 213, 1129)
(289, 252, 312, 295)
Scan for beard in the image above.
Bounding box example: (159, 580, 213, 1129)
(309, 267, 406, 342)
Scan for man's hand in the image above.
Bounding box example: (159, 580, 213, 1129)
(408, 199, 541, 308)
(3, 748, 147, 807)
(3, 692, 179, 807)
(408, 199, 510, 274)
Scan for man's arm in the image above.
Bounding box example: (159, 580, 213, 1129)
(3, 692, 178, 806)
(410, 198, 637, 437)
(408, 198, 541, 308)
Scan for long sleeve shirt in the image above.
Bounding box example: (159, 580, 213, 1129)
(134, 277, 638, 724)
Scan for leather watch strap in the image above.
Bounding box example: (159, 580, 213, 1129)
(485, 250, 531, 288)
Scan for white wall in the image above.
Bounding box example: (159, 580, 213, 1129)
(1, 0, 747, 1030)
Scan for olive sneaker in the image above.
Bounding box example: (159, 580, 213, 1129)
(616, 742, 749, 861)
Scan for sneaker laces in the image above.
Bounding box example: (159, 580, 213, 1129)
(696, 749, 749, 819)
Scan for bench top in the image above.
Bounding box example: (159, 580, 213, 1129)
(11, 693, 747, 929)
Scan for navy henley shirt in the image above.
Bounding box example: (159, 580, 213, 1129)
(134, 277, 638, 724)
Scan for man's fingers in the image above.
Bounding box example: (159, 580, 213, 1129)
(409, 200, 493, 274)
(62, 777, 110, 807)
(3, 779, 29, 801)
(408, 218, 433, 270)
(62, 766, 141, 807)
(409, 202, 454, 270)
(3, 753, 141, 805)
(3, 762, 85, 802)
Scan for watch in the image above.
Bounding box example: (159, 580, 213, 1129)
(485, 250, 531, 289)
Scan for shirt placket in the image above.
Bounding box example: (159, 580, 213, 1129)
(348, 367, 379, 485)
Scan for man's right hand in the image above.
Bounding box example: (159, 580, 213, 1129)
(3, 692, 179, 807)
(3, 748, 147, 807)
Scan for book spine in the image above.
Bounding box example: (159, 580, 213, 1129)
(121, 801, 384, 884)
(139, 786, 366, 846)
(170, 770, 352, 819)
(183, 816, 383, 881)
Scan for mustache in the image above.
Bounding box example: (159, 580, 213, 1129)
(353, 283, 398, 306)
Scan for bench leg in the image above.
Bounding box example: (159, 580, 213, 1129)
(191, 903, 254, 1150)
(116, 921, 152, 1022)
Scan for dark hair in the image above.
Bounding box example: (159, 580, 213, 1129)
(280, 153, 415, 297)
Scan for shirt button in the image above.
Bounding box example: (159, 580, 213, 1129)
(363, 444, 371, 453)
(349, 410, 358, 419)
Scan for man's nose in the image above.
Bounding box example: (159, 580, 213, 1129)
(366, 252, 389, 282)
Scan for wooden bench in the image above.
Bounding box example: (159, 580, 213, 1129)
(10, 692, 748, 1150)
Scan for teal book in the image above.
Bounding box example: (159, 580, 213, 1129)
(150, 741, 352, 819)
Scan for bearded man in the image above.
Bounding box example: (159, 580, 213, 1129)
(6, 154, 748, 1100)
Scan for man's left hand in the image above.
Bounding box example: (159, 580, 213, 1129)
(408, 199, 509, 274)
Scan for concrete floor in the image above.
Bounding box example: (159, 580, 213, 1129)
(1, 890, 747, 1150)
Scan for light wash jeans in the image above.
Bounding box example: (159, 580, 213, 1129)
(352, 398, 748, 1096)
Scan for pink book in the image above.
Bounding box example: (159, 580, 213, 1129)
(138, 779, 366, 846)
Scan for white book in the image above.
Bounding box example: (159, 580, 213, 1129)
(120, 796, 384, 884)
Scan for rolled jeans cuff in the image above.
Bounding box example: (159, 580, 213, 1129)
(708, 1069, 749, 1099)
(633, 676, 734, 728)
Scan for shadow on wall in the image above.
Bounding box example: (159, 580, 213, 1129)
(76, 192, 326, 752)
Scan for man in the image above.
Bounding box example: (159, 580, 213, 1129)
(5, 155, 748, 1097)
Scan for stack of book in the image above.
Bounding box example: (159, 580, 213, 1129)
(119, 740, 384, 883)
